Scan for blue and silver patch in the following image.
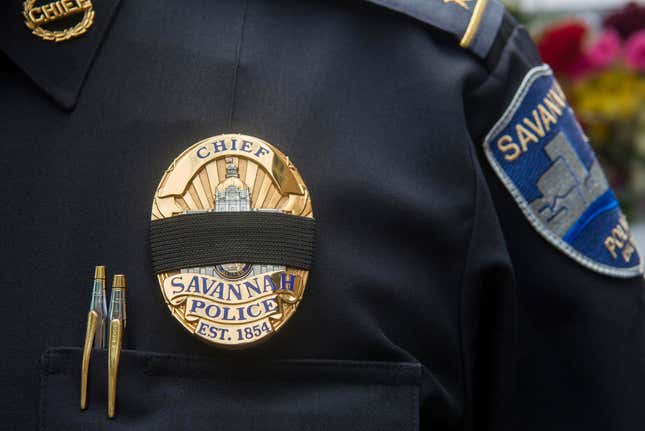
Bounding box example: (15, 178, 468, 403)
(484, 65, 643, 278)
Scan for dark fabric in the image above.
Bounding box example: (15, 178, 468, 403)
(149, 212, 316, 273)
(465, 16, 645, 431)
(360, 0, 505, 58)
(0, 0, 122, 109)
(0, 1, 643, 431)
(41, 347, 421, 430)
(484, 11, 517, 70)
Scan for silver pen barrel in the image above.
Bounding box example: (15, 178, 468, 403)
(108, 275, 126, 325)
(89, 265, 107, 349)
(108, 274, 126, 418)
(81, 264, 107, 411)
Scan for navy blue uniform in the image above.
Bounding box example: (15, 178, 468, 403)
(1, 0, 643, 429)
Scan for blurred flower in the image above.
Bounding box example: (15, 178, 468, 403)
(567, 54, 594, 80)
(625, 30, 645, 71)
(565, 30, 623, 81)
(518, 3, 645, 218)
(587, 29, 622, 70)
(603, 2, 645, 40)
(572, 69, 643, 122)
(537, 20, 587, 75)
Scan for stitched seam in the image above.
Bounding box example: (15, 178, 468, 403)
(456, 125, 480, 431)
(414, 370, 421, 431)
(144, 355, 422, 385)
(142, 374, 420, 386)
(147, 355, 420, 372)
(39, 350, 49, 431)
(465, 25, 523, 101)
(228, 0, 249, 129)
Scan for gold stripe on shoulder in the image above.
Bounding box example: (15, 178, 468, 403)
(460, 0, 488, 48)
(362, 0, 505, 58)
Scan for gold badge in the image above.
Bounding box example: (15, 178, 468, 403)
(23, 0, 95, 42)
(151, 134, 314, 348)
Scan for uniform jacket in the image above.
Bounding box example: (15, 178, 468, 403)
(1, 0, 644, 430)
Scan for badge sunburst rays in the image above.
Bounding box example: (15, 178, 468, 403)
(151, 134, 314, 348)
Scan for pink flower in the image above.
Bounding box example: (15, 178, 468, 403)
(624, 30, 645, 71)
(587, 29, 622, 70)
(560, 30, 621, 80)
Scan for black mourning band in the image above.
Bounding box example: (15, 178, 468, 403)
(149, 212, 316, 274)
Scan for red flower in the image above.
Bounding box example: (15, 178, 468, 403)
(538, 21, 588, 76)
(567, 54, 594, 80)
(604, 2, 645, 40)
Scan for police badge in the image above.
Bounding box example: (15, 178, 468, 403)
(150, 134, 315, 348)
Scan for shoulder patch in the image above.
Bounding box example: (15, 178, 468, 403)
(362, 0, 505, 58)
(484, 65, 643, 278)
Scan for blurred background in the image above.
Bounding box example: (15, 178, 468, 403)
(502, 0, 645, 250)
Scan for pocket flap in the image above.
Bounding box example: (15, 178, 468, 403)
(40, 347, 421, 431)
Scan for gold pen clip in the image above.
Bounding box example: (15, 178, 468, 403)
(108, 318, 122, 418)
(108, 274, 126, 418)
(80, 310, 98, 410)
(80, 265, 106, 411)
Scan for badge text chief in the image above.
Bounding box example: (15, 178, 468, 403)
(23, 0, 95, 42)
(25, 0, 92, 27)
(154, 134, 305, 219)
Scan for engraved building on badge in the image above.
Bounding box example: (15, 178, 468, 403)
(216, 159, 251, 212)
(151, 134, 314, 348)
(182, 158, 284, 278)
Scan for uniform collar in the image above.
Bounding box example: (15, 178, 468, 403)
(0, 0, 121, 110)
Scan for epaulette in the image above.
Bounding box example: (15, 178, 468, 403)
(362, 0, 506, 58)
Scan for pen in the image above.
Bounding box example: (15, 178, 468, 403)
(90, 265, 108, 347)
(108, 274, 126, 418)
(80, 265, 107, 411)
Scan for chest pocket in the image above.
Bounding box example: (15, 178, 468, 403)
(40, 347, 421, 431)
